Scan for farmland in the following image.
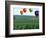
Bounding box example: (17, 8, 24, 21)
(13, 15, 39, 30)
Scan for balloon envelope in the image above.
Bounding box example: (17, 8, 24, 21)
(35, 10, 39, 16)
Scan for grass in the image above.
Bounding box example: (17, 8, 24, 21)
(13, 15, 39, 30)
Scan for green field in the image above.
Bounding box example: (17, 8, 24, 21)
(13, 15, 39, 30)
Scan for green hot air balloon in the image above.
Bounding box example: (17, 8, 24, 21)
(29, 8, 32, 13)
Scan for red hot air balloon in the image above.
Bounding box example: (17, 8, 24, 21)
(23, 8, 27, 13)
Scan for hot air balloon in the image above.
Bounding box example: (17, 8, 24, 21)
(35, 10, 39, 16)
(23, 8, 27, 13)
(29, 8, 32, 13)
(20, 10, 23, 15)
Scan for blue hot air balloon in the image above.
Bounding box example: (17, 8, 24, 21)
(35, 10, 39, 16)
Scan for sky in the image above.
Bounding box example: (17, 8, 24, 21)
(13, 7, 39, 16)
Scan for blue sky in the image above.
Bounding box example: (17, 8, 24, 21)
(13, 7, 39, 16)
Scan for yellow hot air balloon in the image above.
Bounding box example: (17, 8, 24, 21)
(20, 10, 23, 15)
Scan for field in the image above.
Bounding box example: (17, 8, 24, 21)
(13, 15, 39, 30)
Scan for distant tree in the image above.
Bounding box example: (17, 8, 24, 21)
(14, 15, 15, 19)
